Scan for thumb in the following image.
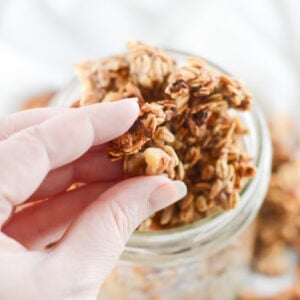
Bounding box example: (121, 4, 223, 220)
(46, 176, 186, 294)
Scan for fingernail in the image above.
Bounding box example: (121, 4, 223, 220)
(173, 180, 188, 199)
(149, 180, 187, 212)
(121, 97, 138, 103)
(126, 97, 139, 102)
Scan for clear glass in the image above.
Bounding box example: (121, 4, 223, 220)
(51, 51, 272, 300)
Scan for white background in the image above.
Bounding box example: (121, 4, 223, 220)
(0, 0, 299, 296)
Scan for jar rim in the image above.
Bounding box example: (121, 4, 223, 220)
(50, 49, 272, 262)
(128, 102, 268, 240)
(124, 105, 271, 263)
(123, 50, 272, 260)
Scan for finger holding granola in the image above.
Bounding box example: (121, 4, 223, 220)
(0, 99, 139, 219)
(0, 98, 187, 300)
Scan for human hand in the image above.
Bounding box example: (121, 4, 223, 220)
(0, 99, 186, 300)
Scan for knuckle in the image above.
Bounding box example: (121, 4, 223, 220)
(22, 126, 51, 167)
(25, 125, 42, 141)
(0, 118, 16, 140)
(0, 192, 13, 223)
(109, 200, 136, 244)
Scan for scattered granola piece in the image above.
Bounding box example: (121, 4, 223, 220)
(239, 266, 300, 300)
(253, 116, 300, 276)
(21, 91, 55, 110)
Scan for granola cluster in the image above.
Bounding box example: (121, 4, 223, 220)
(239, 281, 300, 300)
(76, 41, 255, 230)
(21, 91, 55, 110)
(239, 264, 300, 300)
(253, 117, 300, 275)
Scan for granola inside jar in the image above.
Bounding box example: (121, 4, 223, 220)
(51, 44, 271, 300)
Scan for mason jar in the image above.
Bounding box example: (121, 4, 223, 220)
(51, 51, 272, 300)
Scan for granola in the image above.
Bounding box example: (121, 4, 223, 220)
(253, 117, 300, 275)
(76, 41, 255, 230)
(239, 266, 300, 300)
(21, 91, 55, 110)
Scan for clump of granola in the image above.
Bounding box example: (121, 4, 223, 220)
(253, 116, 300, 275)
(76, 41, 255, 230)
(21, 91, 56, 110)
(239, 265, 300, 300)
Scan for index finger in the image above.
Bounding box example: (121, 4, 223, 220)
(0, 107, 69, 141)
(0, 99, 139, 222)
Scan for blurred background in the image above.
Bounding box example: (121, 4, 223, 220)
(1, 0, 300, 298)
(1, 0, 300, 117)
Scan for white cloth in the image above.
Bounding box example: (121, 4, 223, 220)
(1, 0, 300, 118)
(0, 0, 299, 295)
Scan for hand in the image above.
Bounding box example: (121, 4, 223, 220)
(0, 99, 186, 300)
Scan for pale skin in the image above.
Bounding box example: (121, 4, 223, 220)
(0, 98, 186, 300)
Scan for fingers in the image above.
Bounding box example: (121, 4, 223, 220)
(0, 107, 69, 140)
(28, 151, 124, 202)
(0, 99, 139, 226)
(47, 177, 186, 289)
(3, 182, 116, 250)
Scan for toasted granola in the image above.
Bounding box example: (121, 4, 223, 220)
(21, 91, 55, 110)
(75, 41, 255, 230)
(253, 117, 300, 275)
(239, 266, 300, 300)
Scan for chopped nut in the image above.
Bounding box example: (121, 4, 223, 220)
(195, 195, 210, 213)
(160, 205, 175, 226)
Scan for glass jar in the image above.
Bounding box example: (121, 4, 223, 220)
(51, 51, 272, 300)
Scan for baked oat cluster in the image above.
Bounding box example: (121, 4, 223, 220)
(239, 276, 300, 300)
(239, 265, 300, 300)
(76, 41, 256, 230)
(21, 91, 56, 110)
(253, 117, 300, 275)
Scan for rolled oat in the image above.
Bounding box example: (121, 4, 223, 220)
(76, 41, 255, 230)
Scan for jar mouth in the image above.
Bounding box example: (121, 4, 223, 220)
(50, 49, 272, 260)
(124, 50, 272, 258)
(128, 102, 269, 240)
